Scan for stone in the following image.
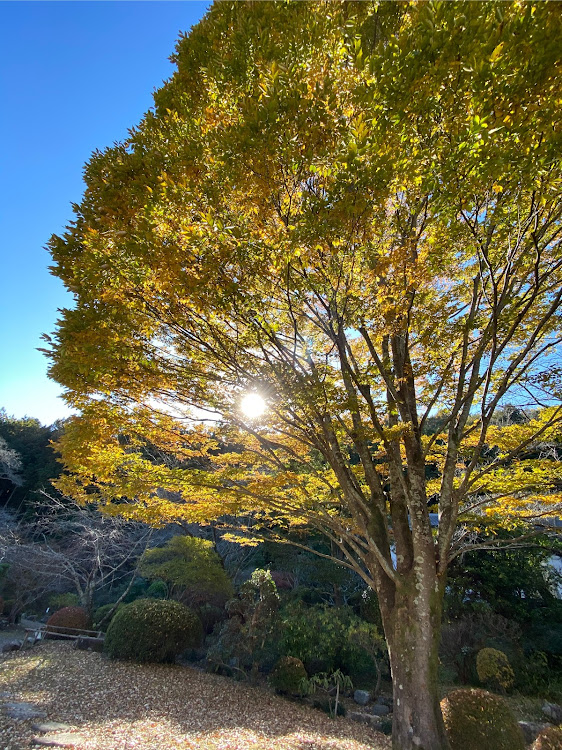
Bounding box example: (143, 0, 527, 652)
(377, 694, 394, 709)
(542, 702, 562, 724)
(32, 722, 74, 733)
(353, 689, 371, 706)
(74, 636, 104, 653)
(31, 734, 86, 747)
(518, 721, 549, 744)
(3, 701, 47, 720)
(370, 703, 391, 716)
(349, 711, 383, 730)
(1, 640, 22, 653)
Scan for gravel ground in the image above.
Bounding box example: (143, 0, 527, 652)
(0, 642, 389, 750)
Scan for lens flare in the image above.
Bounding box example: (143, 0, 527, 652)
(240, 393, 266, 419)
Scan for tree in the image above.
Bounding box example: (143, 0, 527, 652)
(445, 532, 562, 623)
(0, 410, 63, 511)
(139, 534, 234, 607)
(0, 436, 23, 500)
(0, 509, 57, 623)
(0, 493, 152, 615)
(46, 3, 562, 748)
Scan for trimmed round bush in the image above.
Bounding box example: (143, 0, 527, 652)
(105, 598, 203, 663)
(441, 688, 525, 750)
(46, 606, 90, 637)
(476, 647, 515, 692)
(532, 726, 562, 750)
(270, 656, 307, 695)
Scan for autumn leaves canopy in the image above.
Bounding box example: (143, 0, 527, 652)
(48, 2, 562, 546)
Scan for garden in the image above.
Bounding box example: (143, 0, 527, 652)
(1, 512, 561, 749)
(1, 3, 562, 750)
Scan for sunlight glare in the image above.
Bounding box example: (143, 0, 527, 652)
(240, 393, 266, 419)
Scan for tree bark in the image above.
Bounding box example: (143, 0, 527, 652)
(380, 572, 449, 750)
(80, 584, 94, 617)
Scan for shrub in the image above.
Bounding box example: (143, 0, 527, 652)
(519, 625, 562, 697)
(270, 656, 307, 695)
(140, 536, 234, 608)
(105, 598, 202, 663)
(345, 621, 387, 690)
(49, 593, 79, 610)
(302, 670, 353, 719)
(517, 650, 551, 696)
(441, 688, 525, 750)
(313, 698, 346, 717)
(532, 726, 562, 750)
(360, 589, 383, 631)
(440, 611, 523, 684)
(279, 603, 385, 683)
(92, 603, 124, 632)
(279, 603, 347, 674)
(146, 580, 168, 599)
(286, 586, 325, 606)
(198, 603, 226, 636)
(46, 606, 90, 636)
(207, 569, 280, 675)
(476, 647, 515, 692)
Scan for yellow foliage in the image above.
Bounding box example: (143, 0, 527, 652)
(46, 2, 562, 569)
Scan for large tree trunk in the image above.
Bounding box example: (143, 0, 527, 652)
(379, 569, 449, 750)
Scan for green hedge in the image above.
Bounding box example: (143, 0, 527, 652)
(105, 598, 202, 663)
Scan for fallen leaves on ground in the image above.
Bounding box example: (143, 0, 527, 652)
(0, 643, 389, 749)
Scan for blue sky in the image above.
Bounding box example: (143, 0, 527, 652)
(0, 1, 209, 426)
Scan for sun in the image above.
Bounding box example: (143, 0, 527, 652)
(240, 393, 266, 419)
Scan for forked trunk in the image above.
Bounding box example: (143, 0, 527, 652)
(380, 573, 449, 750)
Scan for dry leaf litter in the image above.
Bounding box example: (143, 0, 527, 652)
(0, 643, 389, 749)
